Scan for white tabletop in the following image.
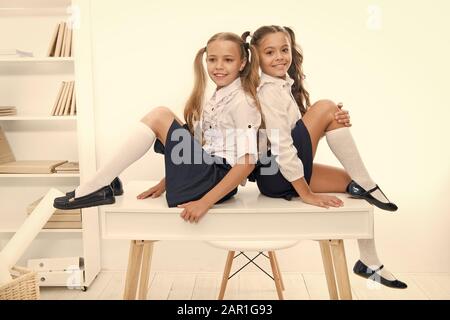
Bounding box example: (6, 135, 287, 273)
(101, 181, 374, 241)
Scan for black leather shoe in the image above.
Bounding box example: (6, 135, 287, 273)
(353, 260, 407, 289)
(110, 177, 123, 196)
(54, 185, 115, 210)
(65, 177, 123, 198)
(346, 180, 398, 212)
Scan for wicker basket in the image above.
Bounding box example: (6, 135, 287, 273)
(0, 266, 40, 300)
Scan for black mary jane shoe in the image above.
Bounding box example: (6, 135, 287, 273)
(346, 180, 398, 212)
(353, 260, 407, 289)
(65, 177, 123, 199)
(54, 185, 115, 210)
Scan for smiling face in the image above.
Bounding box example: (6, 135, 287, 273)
(257, 32, 292, 78)
(206, 39, 246, 89)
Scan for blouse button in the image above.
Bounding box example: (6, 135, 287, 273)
(248, 125, 252, 128)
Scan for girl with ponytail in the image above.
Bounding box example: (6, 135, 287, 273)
(244, 25, 406, 289)
(54, 32, 262, 223)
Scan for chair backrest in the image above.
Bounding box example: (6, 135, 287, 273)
(206, 240, 300, 252)
(0, 126, 15, 165)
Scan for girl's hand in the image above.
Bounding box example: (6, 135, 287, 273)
(178, 199, 212, 223)
(335, 102, 352, 127)
(301, 192, 344, 209)
(137, 180, 165, 199)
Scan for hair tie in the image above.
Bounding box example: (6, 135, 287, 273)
(243, 42, 250, 50)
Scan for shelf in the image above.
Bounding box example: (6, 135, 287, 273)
(0, 57, 74, 74)
(0, 0, 71, 8)
(0, 116, 77, 121)
(0, 57, 74, 63)
(0, 0, 72, 16)
(0, 228, 82, 233)
(0, 173, 80, 178)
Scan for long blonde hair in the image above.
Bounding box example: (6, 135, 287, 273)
(184, 32, 261, 133)
(246, 26, 311, 116)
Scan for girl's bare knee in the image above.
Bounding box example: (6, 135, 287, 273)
(313, 99, 338, 112)
(141, 106, 172, 125)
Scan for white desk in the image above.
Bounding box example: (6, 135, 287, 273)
(101, 180, 373, 300)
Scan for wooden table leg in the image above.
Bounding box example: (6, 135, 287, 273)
(218, 251, 235, 300)
(268, 251, 284, 300)
(319, 240, 338, 300)
(272, 252, 285, 291)
(329, 239, 352, 300)
(138, 241, 154, 300)
(123, 240, 144, 300)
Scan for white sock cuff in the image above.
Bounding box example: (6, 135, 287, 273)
(325, 126, 350, 138)
(136, 121, 156, 139)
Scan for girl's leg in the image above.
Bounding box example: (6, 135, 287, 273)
(310, 163, 401, 282)
(75, 106, 182, 197)
(302, 100, 390, 204)
(309, 163, 351, 193)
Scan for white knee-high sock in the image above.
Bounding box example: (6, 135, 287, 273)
(325, 127, 388, 203)
(357, 239, 396, 281)
(75, 122, 156, 197)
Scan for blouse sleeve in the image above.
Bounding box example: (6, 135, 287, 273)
(258, 83, 304, 182)
(231, 95, 261, 164)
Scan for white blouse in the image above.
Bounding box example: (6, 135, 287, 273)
(198, 77, 261, 167)
(257, 72, 304, 182)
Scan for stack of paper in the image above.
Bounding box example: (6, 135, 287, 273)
(27, 197, 82, 229)
(0, 160, 68, 174)
(0, 106, 17, 116)
(54, 161, 79, 173)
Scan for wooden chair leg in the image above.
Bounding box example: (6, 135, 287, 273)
(138, 241, 154, 300)
(268, 251, 284, 300)
(319, 240, 338, 300)
(218, 251, 235, 300)
(123, 240, 144, 300)
(329, 240, 352, 300)
(272, 252, 285, 291)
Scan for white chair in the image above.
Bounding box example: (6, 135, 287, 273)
(207, 240, 300, 300)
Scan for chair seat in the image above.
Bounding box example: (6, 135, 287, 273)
(206, 240, 300, 252)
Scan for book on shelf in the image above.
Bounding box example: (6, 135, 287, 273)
(27, 197, 81, 226)
(0, 49, 34, 58)
(54, 161, 79, 173)
(63, 26, 73, 58)
(0, 126, 15, 165)
(27, 196, 82, 229)
(48, 22, 73, 58)
(42, 221, 82, 229)
(54, 22, 65, 57)
(0, 106, 17, 116)
(56, 81, 69, 115)
(63, 82, 74, 115)
(51, 81, 76, 116)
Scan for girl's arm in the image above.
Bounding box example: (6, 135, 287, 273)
(291, 178, 343, 209)
(334, 102, 351, 127)
(137, 177, 166, 199)
(178, 154, 255, 223)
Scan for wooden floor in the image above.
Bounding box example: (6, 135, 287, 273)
(39, 271, 450, 300)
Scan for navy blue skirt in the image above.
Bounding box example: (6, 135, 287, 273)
(154, 120, 237, 207)
(250, 119, 313, 201)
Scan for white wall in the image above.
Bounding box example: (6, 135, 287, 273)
(90, 0, 449, 272)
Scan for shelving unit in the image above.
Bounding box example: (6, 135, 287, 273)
(0, 0, 100, 289)
(0, 116, 77, 121)
(0, 173, 80, 178)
